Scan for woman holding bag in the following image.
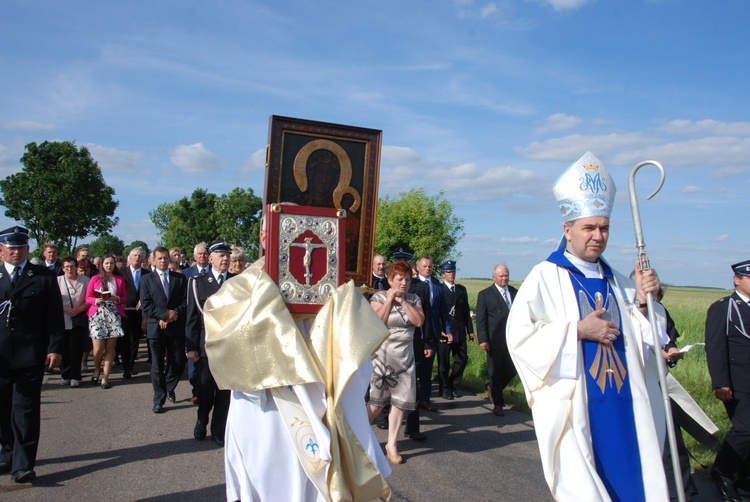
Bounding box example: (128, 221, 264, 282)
(58, 256, 90, 387)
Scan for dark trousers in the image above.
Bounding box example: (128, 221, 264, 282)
(195, 358, 230, 438)
(405, 340, 426, 434)
(118, 312, 143, 373)
(437, 336, 467, 394)
(0, 365, 44, 474)
(487, 345, 516, 407)
(714, 391, 750, 481)
(148, 335, 186, 406)
(61, 326, 86, 381)
(416, 350, 435, 403)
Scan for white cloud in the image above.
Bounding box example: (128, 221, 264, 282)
(1, 120, 56, 131)
(538, 0, 592, 11)
(535, 113, 582, 134)
(85, 144, 144, 174)
(170, 143, 225, 174)
(381, 145, 544, 202)
(658, 119, 750, 137)
(480, 3, 498, 18)
(713, 234, 730, 242)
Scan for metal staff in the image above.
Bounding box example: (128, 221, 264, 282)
(628, 160, 685, 502)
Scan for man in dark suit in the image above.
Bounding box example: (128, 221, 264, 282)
(476, 263, 517, 416)
(706, 259, 750, 501)
(186, 239, 233, 447)
(0, 226, 64, 483)
(183, 242, 210, 279)
(119, 247, 150, 379)
(42, 243, 62, 276)
(415, 256, 452, 411)
(438, 260, 474, 400)
(140, 246, 188, 414)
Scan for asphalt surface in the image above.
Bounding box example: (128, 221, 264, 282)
(0, 346, 721, 501)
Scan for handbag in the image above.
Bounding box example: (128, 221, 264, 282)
(64, 278, 88, 328)
(72, 312, 88, 328)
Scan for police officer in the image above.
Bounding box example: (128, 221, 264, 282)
(706, 259, 750, 501)
(438, 260, 474, 400)
(0, 226, 64, 483)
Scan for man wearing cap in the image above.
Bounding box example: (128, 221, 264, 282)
(438, 260, 474, 400)
(0, 226, 65, 483)
(706, 259, 750, 501)
(140, 246, 188, 414)
(185, 240, 234, 446)
(506, 152, 670, 501)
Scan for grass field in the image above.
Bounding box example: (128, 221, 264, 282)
(450, 277, 732, 472)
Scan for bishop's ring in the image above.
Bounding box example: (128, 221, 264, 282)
(607, 333, 616, 341)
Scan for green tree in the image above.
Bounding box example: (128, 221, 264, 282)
(150, 187, 262, 257)
(88, 233, 125, 257)
(124, 240, 151, 258)
(0, 141, 119, 252)
(215, 187, 262, 261)
(374, 188, 464, 268)
(150, 188, 219, 252)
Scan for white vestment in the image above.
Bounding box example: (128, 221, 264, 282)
(225, 354, 390, 502)
(506, 260, 669, 502)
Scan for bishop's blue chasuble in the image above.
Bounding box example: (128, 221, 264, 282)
(548, 246, 645, 502)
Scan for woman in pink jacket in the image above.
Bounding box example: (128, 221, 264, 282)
(85, 254, 127, 389)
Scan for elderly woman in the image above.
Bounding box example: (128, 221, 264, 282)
(85, 254, 127, 389)
(228, 246, 247, 274)
(58, 256, 91, 387)
(367, 260, 424, 464)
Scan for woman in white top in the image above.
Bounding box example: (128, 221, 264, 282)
(57, 256, 91, 387)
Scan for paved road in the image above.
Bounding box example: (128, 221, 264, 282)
(0, 351, 721, 501)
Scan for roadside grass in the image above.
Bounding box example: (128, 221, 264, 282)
(447, 278, 732, 473)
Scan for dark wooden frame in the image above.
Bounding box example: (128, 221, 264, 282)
(264, 115, 382, 284)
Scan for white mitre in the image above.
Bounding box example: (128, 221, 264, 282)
(553, 151, 616, 222)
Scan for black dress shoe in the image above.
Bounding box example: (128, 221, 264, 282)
(712, 469, 741, 502)
(123, 372, 132, 379)
(0, 461, 11, 473)
(194, 420, 207, 440)
(405, 431, 427, 442)
(152, 404, 165, 414)
(13, 469, 36, 483)
(167, 391, 176, 403)
(418, 401, 438, 412)
(376, 420, 388, 430)
(442, 390, 454, 400)
(213, 436, 225, 447)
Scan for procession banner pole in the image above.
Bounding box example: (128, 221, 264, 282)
(628, 160, 685, 502)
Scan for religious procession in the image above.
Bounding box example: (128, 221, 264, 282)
(0, 116, 747, 502)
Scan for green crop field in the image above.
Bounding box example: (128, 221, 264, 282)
(451, 277, 732, 473)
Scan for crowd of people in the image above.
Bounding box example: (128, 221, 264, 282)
(0, 150, 747, 502)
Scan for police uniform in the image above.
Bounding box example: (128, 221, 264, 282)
(437, 260, 474, 400)
(0, 226, 64, 483)
(706, 259, 750, 499)
(185, 240, 233, 445)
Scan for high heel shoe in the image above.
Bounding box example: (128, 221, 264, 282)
(100, 381, 111, 389)
(385, 447, 403, 465)
(91, 375, 99, 385)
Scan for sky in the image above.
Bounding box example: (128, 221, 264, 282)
(1, 0, 748, 289)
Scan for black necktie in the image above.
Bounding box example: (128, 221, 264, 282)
(11, 266, 21, 286)
(218, 274, 224, 285)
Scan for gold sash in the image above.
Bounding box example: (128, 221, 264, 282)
(204, 260, 391, 501)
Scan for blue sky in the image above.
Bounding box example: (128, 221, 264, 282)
(1, 0, 748, 288)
